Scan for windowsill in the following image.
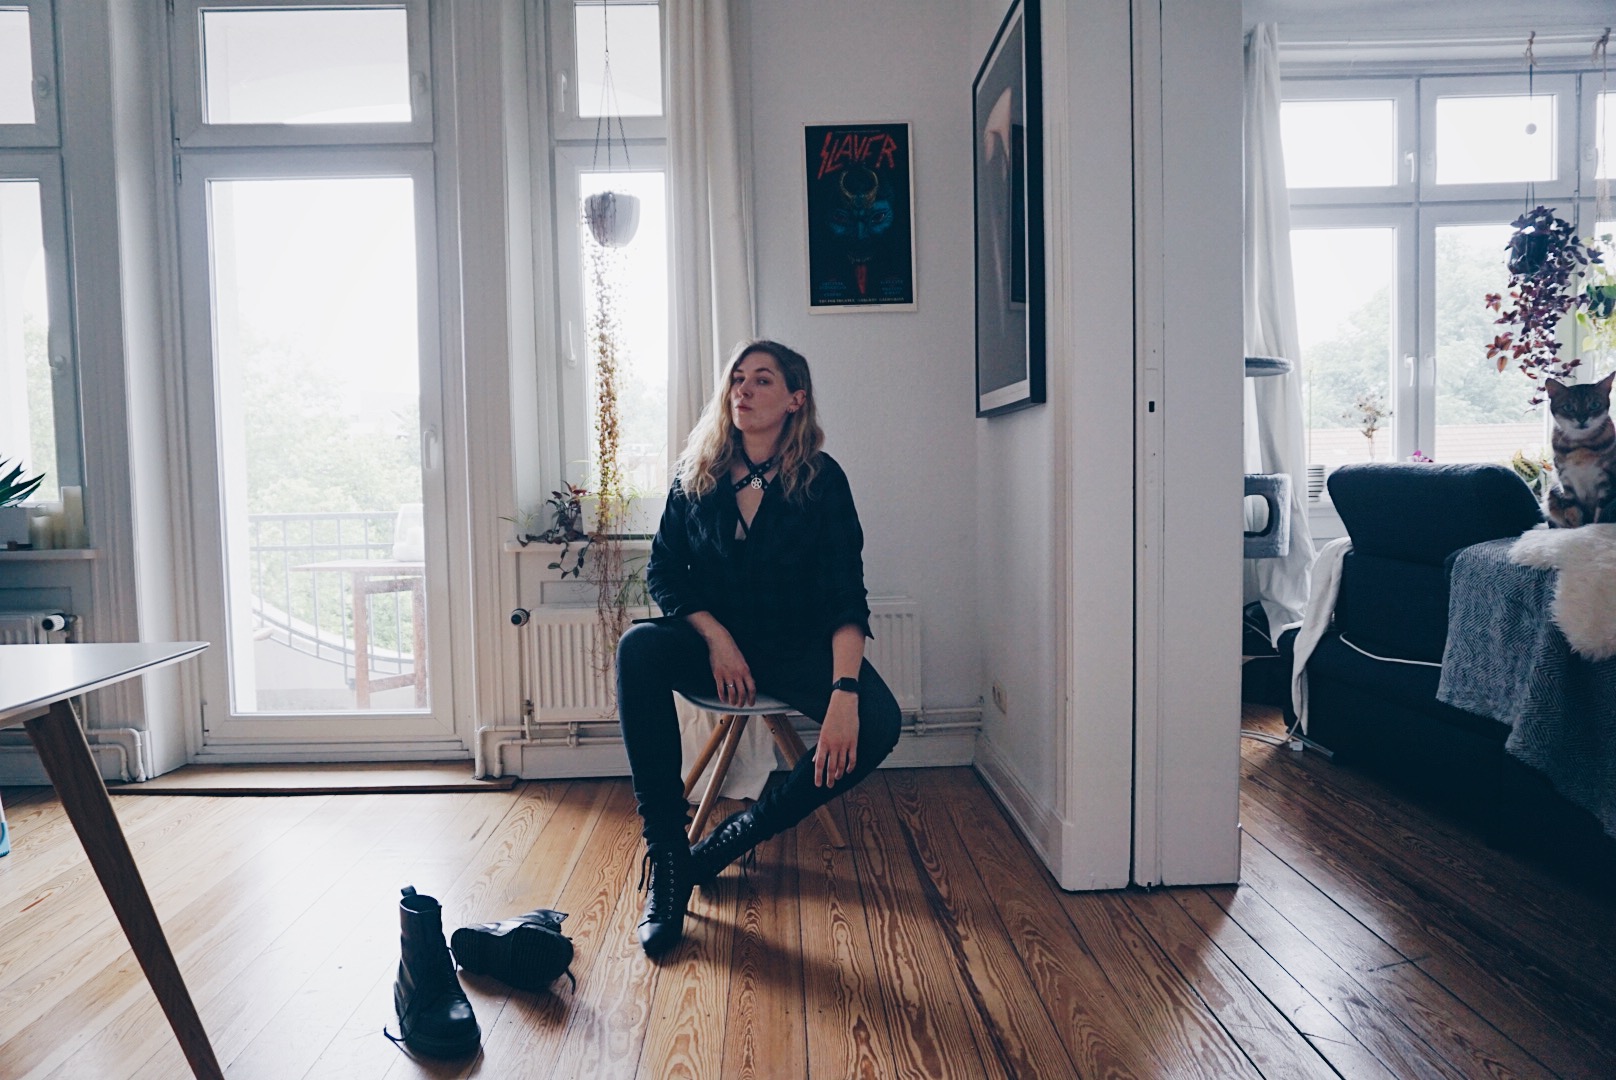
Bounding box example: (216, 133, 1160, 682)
(0, 548, 99, 561)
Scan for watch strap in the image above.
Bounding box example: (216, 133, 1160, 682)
(831, 676, 861, 695)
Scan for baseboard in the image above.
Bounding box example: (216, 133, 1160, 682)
(973, 734, 1066, 880)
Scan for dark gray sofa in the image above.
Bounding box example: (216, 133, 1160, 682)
(1279, 462, 1616, 883)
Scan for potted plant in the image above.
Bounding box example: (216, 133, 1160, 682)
(0, 458, 45, 548)
(1485, 205, 1607, 405)
(1344, 391, 1392, 460)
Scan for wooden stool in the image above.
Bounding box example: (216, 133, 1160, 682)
(677, 691, 848, 848)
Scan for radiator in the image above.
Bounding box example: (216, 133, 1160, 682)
(520, 596, 923, 722)
(0, 611, 70, 645)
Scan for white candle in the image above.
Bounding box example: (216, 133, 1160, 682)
(59, 486, 86, 548)
(28, 513, 52, 550)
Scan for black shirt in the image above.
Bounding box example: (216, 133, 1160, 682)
(646, 451, 872, 655)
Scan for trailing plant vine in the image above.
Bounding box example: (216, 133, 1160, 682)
(586, 234, 633, 673)
(1485, 205, 1605, 405)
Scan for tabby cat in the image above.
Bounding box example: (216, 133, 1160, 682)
(1544, 372, 1616, 528)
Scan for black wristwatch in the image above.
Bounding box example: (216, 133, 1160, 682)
(831, 676, 860, 695)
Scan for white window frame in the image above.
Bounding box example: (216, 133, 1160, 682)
(543, 0, 668, 492)
(1288, 204, 1416, 459)
(552, 142, 670, 479)
(0, 0, 59, 148)
(174, 147, 458, 748)
(1417, 72, 1578, 203)
(1281, 78, 1416, 206)
(1287, 67, 1605, 477)
(0, 153, 79, 488)
(169, 0, 434, 149)
(547, 0, 666, 144)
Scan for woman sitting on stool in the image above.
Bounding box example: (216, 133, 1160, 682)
(616, 339, 902, 956)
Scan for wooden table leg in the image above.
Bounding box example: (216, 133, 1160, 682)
(25, 700, 224, 1080)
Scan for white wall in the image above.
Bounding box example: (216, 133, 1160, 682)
(747, 0, 982, 714)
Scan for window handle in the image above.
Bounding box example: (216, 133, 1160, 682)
(421, 425, 441, 472)
(1404, 354, 1417, 387)
(556, 71, 568, 115)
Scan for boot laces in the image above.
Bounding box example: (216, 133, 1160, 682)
(637, 848, 682, 919)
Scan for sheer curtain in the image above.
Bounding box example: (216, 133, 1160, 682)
(667, 0, 755, 451)
(666, 0, 773, 797)
(1243, 23, 1315, 638)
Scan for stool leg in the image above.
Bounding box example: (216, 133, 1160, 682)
(762, 714, 848, 849)
(683, 713, 733, 800)
(689, 714, 748, 842)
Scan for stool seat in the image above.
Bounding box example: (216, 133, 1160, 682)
(676, 689, 848, 850)
(677, 692, 790, 715)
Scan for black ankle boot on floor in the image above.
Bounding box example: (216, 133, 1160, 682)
(451, 908, 575, 993)
(392, 886, 480, 1059)
(689, 804, 773, 886)
(636, 843, 692, 957)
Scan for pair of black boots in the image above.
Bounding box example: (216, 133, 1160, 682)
(637, 803, 774, 956)
(391, 886, 575, 1059)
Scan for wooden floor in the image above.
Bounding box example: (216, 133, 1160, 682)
(2, 715, 1614, 1078)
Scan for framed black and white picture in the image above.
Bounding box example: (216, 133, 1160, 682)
(804, 121, 917, 312)
(973, 0, 1045, 416)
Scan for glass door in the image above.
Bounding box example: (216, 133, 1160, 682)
(179, 152, 456, 747)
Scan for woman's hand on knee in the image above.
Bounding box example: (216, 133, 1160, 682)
(815, 696, 860, 787)
(704, 632, 755, 707)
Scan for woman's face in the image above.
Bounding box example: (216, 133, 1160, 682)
(729, 352, 806, 441)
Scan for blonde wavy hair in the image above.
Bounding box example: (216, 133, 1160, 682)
(676, 339, 824, 502)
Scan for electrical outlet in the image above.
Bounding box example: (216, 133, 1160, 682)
(991, 681, 1008, 715)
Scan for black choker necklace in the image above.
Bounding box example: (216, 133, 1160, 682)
(733, 449, 776, 492)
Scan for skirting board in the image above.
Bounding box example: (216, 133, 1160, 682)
(973, 734, 1067, 883)
(499, 715, 980, 780)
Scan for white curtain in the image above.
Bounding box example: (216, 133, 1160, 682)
(1243, 24, 1316, 638)
(667, 0, 756, 452)
(667, 0, 771, 797)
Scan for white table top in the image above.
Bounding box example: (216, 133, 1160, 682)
(0, 642, 208, 725)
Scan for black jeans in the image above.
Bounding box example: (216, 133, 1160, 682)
(615, 620, 902, 845)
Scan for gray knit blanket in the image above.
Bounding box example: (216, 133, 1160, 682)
(1438, 538, 1616, 839)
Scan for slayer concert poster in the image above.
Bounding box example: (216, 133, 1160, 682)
(803, 122, 916, 311)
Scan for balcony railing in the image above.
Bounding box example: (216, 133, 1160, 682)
(247, 511, 416, 683)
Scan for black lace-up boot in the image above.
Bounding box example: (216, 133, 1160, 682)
(689, 804, 776, 887)
(392, 887, 480, 1058)
(636, 842, 692, 956)
(451, 908, 575, 993)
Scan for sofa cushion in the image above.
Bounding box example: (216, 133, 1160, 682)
(1328, 462, 1541, 565)
(1334, 552, 1450, 663)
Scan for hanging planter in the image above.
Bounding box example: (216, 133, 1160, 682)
(583, 190, 641, 249)
(1484, 205, 1606, 404)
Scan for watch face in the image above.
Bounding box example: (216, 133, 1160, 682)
(833, 677, 861, 694)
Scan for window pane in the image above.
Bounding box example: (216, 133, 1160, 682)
(201, 8, 411, 125)
(0, 180, 56, 503)
(207, 177, 428, 713)
(580, 171, 667, 495)
(1600, 93, 1614, 180)
(1281, 99, 1397, 188)
(1291, 227, 1396, 466)
(0, 9, 34, 125)
(1433, 223, 1544, 462)
(1434, 94, 1554, 184)
(576, 2, 662, 118)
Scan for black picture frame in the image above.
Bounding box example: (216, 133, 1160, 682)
(973, 0, 1045, 417)
(804, 121, 917, 312)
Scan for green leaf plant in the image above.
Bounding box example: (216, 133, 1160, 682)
(0, 458, 45, 508)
